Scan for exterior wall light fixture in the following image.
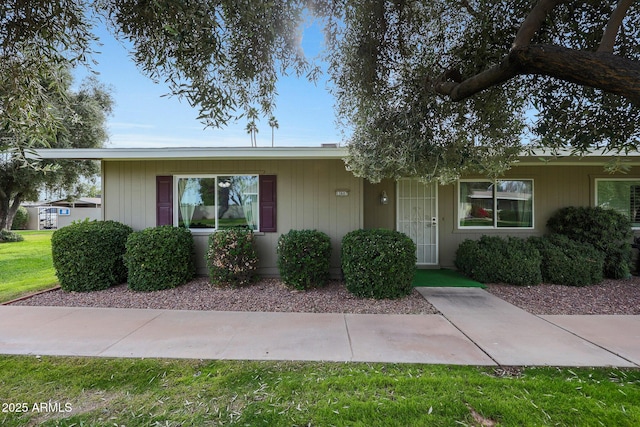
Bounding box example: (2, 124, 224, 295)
(380, 191, 389, 205)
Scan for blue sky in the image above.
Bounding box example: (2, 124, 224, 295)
(74, 19, 343, 149)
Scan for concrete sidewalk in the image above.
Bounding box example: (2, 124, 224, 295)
(416, 288, 639, 367)
(1, 288, 638, 367)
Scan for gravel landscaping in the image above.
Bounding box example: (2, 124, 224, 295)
(9, 276, 640, 315)
(485, 278, 640, 315)
(9, 278, 438, 314)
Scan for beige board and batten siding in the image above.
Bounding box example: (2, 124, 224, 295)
(363, 179, 396, 230)
(102, 159, 362, 276)
(437, 164, 639, 267)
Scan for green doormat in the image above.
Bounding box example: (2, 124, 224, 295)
(412, 269, 486, 288)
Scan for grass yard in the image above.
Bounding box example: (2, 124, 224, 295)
(0, 356, 638, 426)
(0, 231, 57, 303)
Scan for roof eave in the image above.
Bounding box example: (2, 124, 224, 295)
(31, 147, 349, 161)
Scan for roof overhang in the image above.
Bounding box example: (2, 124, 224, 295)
(515, 148, 640, 166)
(31, 146, 349, 161)
(30, 146, 640, 166)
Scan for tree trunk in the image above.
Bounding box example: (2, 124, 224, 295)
(0, 198, 7, 230)
(0, 193, 23, 231)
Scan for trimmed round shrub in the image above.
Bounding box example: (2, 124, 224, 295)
(455, 235, 542, 286)
(277, 229, 332, 290)
(11, 206, 29, 230)
(547, 206, 632, 279)
(52, 220, 132, 292)
(528, 235, 604, 286)
(341, 229, 416, 299)
(125, 226, 195, 291)
(207, 229, 258, 287)
(0, 229, 24, 243)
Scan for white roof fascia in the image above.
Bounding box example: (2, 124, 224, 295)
(30, 146, 640, 166)
(517, 148, 640, 166)
(31, 146, 349, 161)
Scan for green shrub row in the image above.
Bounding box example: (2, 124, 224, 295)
(277, 229, 332, 290)
(51, 224, 420, 299)
(124, 226, 195, 291)
(546, 206, 632, 279)
(528, 234, 603, 286)
(207, 229, 258, 287)
(455, 236, 542, 286)
(209, 228, 416, 300)
(52, 220, 133, 292)
(341, 229, 416, 299)
(52, 221, 195, 292)
(455, 234, 607, 286)
(455, 206, 633, 286)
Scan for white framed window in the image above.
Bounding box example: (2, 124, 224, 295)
(174, 175, 259, 231)
(458, 179, 534, 229)
(595, 178, 640, 228)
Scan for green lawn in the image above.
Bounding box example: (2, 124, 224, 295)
(0, 357, 638, 426)
(0, 231, 57, 303)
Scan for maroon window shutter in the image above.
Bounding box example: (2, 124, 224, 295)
(156, 176, 173, 226)
(259, 175, 277, 232)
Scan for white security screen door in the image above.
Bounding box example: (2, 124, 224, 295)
(397, 179, 438, 265)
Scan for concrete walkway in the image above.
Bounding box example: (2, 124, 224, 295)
(1, 288, 638, 367)
(416, 288, 639, 367)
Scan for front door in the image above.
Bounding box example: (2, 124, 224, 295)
(396, 179, 438, 265)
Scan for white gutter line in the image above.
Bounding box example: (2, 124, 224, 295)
(31, 146, 349, 160)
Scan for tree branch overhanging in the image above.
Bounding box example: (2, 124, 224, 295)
(512, 0, 564, 48)
(598, 0, 634, 53)
(434, 0, 640, 105)
(433, 44, 640, 105)
(511, 44, 640, 104)
(432, 59, 519, 101)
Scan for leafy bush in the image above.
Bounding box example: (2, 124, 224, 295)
(547, 206, 632, 279)
(341, 229, 416, 299)
(0, 229, 24, 243)
(277, 229, 332, 290)
(528, 235, 604, 286)
(11, 206, 29, 230)
(51, 220, 132, 292)
(125, 226, 195, 291)
(455, 235, 542, 286)
(207, 229, 258, 287)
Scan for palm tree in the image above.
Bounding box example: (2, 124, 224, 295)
(246, 121, 258, 147)
(268, 116, 279, 147)
(246, 107, 259, 147)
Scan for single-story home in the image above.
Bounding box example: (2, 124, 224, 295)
(34, 147, 640, 276)
(22, 197, 102, 230)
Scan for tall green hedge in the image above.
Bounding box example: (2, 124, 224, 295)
(51, 220, 132, 292)
(277, 229, 332, 290)
(341, 229, 416, 299)
(124, 226, 195, 291)
(455, 235, 542, 286)
(547, 206, 632, 279)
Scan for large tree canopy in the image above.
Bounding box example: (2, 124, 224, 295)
(2, 0, 639, 182)
(0, 0, 97, 163)
(0, 69, 112, 230)
(331, 0, 640, 181)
